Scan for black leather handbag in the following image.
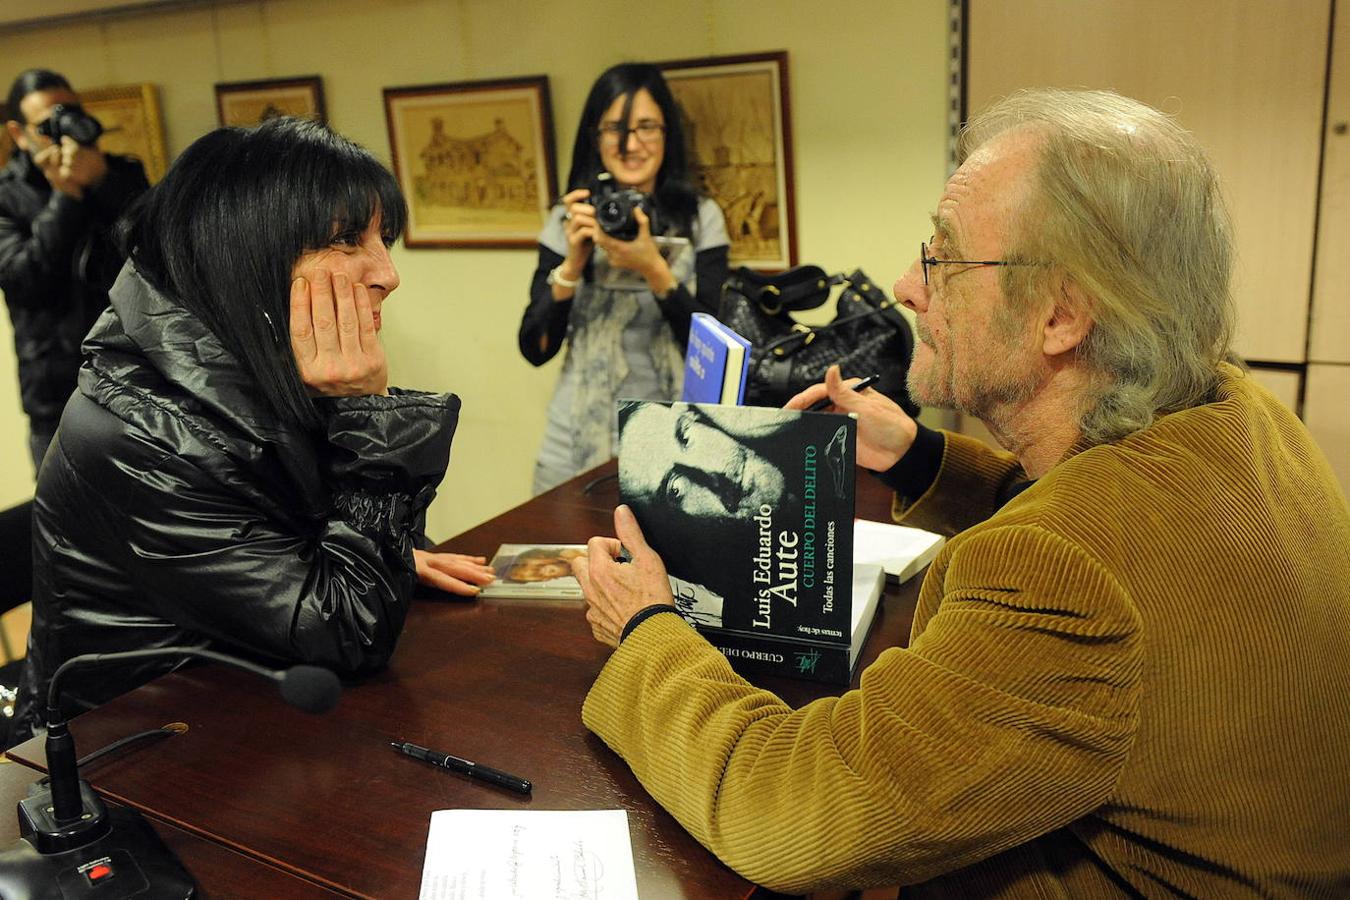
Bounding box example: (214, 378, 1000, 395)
(718, 265, 920, 414)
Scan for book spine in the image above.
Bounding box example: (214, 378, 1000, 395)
(698, 627, 853, 685)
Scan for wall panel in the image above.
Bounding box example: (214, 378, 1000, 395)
(967, 0, 1331, 365)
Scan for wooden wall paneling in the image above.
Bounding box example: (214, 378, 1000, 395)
(1311, 1, 1350, 364)
(966, 0, 1331, 365)
(1303, 363, 1350, 495)
(1246, 366, 1302, 414)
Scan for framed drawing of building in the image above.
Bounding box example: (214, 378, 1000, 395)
(215, 75, 326, 127)
(80, 83, 169, 183)
(659, 52, 796, 270)
(382, 76, 556, 249)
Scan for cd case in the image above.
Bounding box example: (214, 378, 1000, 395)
(479, 544, 587, 599)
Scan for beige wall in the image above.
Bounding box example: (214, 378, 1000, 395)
(0, 0, 952, 540)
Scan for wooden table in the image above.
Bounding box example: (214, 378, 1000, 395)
(4, 462, 919, 898)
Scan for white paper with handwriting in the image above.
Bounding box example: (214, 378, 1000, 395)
(417, 809, 639, 900)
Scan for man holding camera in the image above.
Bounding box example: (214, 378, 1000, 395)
(1, 69, 149, 473)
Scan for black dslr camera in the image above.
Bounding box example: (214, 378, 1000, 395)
(36, 104, 104, 147)
(590, 173, 660, 241)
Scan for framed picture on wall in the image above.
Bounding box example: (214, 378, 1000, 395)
(382, 75, 557, 249)
(215, 75, 327, 128)
(659, 51, 796, 271)
(80, 83, 169, 183)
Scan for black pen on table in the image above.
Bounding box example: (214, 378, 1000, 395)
(391, 740, 533, 795)
(807, 373, 881, 411)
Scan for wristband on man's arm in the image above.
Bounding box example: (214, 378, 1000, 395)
(620, 604, 682, 643)
(872, 422, 944, 498)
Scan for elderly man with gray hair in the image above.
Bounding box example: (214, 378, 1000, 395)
(571, 88, 1350, 897)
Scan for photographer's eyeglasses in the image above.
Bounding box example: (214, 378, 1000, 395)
(597, 120, 667, 147)
(920, 241, 1036, 286)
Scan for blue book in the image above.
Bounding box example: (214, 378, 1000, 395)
(682, 313, 752, 405)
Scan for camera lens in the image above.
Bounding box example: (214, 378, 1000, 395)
(40, 105, 103, 147)
(61, 110, 103, 146)
(596, 198, 628, 233)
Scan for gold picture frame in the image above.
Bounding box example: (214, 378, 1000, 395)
(215, 75, 327, 128)
(80, 83, 169, 183)
(659, 52, 797, 271)
(383, 75, 557, 249)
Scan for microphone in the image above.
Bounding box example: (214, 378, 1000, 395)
(0, 645, 341, 899)
(278, 663, 343, 714)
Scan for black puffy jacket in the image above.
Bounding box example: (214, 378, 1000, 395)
(0, 150, 148, 427)
(10, 264, 459, 742)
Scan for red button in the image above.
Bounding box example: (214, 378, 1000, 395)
(87, 863, 113, 882)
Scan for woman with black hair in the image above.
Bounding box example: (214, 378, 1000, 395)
(9, 117, 492, 744)
(519, 63, 730, 494)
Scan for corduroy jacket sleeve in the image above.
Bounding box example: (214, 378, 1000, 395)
(581, 524, 1142, 894)
(892, 430, 1029, 536)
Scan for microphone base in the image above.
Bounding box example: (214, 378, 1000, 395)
(18, 781, 110, 853)
(0, 802, 196, 899)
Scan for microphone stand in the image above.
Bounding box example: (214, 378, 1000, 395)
(0, 647, 340, 899)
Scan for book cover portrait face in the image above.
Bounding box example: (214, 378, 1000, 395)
(618, 400, 855, 638)
(618, 403, 791, 522)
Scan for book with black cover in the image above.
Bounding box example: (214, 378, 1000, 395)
(618, 400, 863, 682)
(700, 564, 884, 684)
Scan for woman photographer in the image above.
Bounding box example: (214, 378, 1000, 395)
(9, 117, 493, 744)
(519, 63, 730, 494)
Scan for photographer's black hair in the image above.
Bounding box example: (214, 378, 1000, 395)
(119, 116, 407, 430)
(566, 63, 699, 236)
(6, 69, 74, 124)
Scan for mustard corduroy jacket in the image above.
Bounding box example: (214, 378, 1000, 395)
(582, 365, 1350, 897)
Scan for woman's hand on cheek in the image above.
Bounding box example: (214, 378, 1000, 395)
(414, 550, 496, 597)
(289, 269, 389, 397)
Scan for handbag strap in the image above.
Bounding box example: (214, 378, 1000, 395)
(757, 288, 904, 358)
(725, 266, 847, 315)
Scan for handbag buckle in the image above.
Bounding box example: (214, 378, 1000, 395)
(773, 323, 815, 356)
(758, 284, 783, 316)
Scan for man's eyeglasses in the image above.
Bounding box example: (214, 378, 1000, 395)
(597, 121, 666, 147)
(920, 241, 1036, 286)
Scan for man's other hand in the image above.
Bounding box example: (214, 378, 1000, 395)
(572, 505, 675, 649)
(785, 364, 918, 471)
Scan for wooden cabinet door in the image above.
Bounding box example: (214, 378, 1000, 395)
(1311, 3, 1350, 365)
(1305, 364, 1350, 495)
(967, 0, 1331, 365)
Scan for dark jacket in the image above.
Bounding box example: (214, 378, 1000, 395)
(10, 264, 460, 743)
(0, 150, 148, 426)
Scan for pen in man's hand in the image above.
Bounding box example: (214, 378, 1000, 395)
(807, 373, 881, 412)
(391, 740, 533, 795)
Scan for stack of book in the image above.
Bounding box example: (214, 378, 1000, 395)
(618, 399, 881, 684)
